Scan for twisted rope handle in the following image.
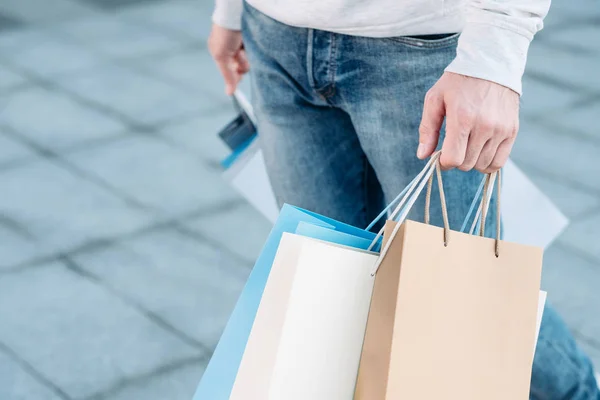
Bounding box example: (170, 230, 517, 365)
(370, 153, 450, 275)
(479, 170, 502, 257)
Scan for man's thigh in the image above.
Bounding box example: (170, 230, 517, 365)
(242, 4, 383, 228)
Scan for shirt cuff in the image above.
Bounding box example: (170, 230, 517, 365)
(212, 0, 243, 31)
(445, 23, 532, 95)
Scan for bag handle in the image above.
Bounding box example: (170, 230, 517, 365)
(367, 152, 442, 250)
(424, 160, 450, 247)
(479, 170, 502, 258)
(460, 170, 502, 257)
(369, 152, 450, 275)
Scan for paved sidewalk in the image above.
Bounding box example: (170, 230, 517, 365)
(0, 0, 598, 398)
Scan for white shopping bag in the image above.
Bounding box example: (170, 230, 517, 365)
(502, 160, 568, 248)
(223, 138, 280, 222)
(231, 233, 377, 400)
(223, 92, 568, 249)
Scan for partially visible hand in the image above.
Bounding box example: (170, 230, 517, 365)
(208, 24, 250, 95)
(417, 72, 520, 173)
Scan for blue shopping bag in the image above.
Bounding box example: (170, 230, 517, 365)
(193, 204, 378, 400)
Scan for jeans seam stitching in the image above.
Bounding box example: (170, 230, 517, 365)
(306, 29, 316, 90)
(362, 155, 369, 228)
(328, 33, 338, 98)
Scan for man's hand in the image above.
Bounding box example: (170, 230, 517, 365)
(417, 72, 520, 173)
(208, 24, 250, 95)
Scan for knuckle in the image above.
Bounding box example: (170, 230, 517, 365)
(478, 118, 496, 134)
(457, 110, 475, 129)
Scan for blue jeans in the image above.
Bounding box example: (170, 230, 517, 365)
(242, 3, 599, 398)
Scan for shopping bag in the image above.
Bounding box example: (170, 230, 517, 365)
(216, 92, 568, 248)
(230, 232, 377, 400)
(192, 204, 377, 400)
(355, 156, 544, 400)
(222, 138, 279, 222)
(502, 160, 568, 247)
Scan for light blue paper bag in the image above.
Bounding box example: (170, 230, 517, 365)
(193, 204, 378, 400)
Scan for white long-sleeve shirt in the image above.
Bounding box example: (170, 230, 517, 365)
(212, 0, 551, 95)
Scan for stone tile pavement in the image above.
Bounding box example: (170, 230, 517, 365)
(0, 0, 598, 398)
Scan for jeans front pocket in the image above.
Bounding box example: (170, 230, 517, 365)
(386, 32, 460, 49)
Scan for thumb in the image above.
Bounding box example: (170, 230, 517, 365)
(417, 90, 445, 159)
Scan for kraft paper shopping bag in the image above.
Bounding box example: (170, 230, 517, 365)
(193, 204, 377, 400)
(356, 165, 543, 400)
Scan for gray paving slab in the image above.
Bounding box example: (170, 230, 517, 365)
(546, 0, 600, 20)
(0, 27, 57, 56)
(545, 98, 600, 143)
(56, 14, 184, 59)
(546, 24, 600, 54)
(72, 227, 250, 348)
(559, 211, 600, 262)
(142, 49, 226, 98)
(512, 119, 600, 193)
(520, 76, 581, 118)
(0, 86, 127, 150)
(0, 63, 27, 91)
(541, 244, 600, 365)
(159, 108, 236, 165)
(0, 159, 152, 261)
(105, 360, 206, 400)
(0, 351, 62, 400)
(526, 41, 600, 92)
(0, 12, 23, 33)
(56, 64, 208, 125)
(5, 33, 105, 78)
(521, 168, 600, 220)
(117, 0, 212, 42)
(64, 135, 238, 216)
(0, 0, 97, 23)
(81, 0, 165, 11)
(0, 223, 43, 270)
(0, 129, 35, 166)
(185, 203, 272, 264)
(0, 262, 203, 399)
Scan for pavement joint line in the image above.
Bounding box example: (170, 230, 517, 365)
(0, 339, 73, 400)
(172, 224, 255, 268)
(0, 198, 245, 274)
(510, 157, 600, 199)
(0, 125, 154, 211)
(82, 354, 208, 400)
(0, 213, 37, 240)
(60, 255, 213, 353)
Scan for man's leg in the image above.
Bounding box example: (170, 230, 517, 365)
(329, 33, 599, 398)
(241, 3, 384, 229)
